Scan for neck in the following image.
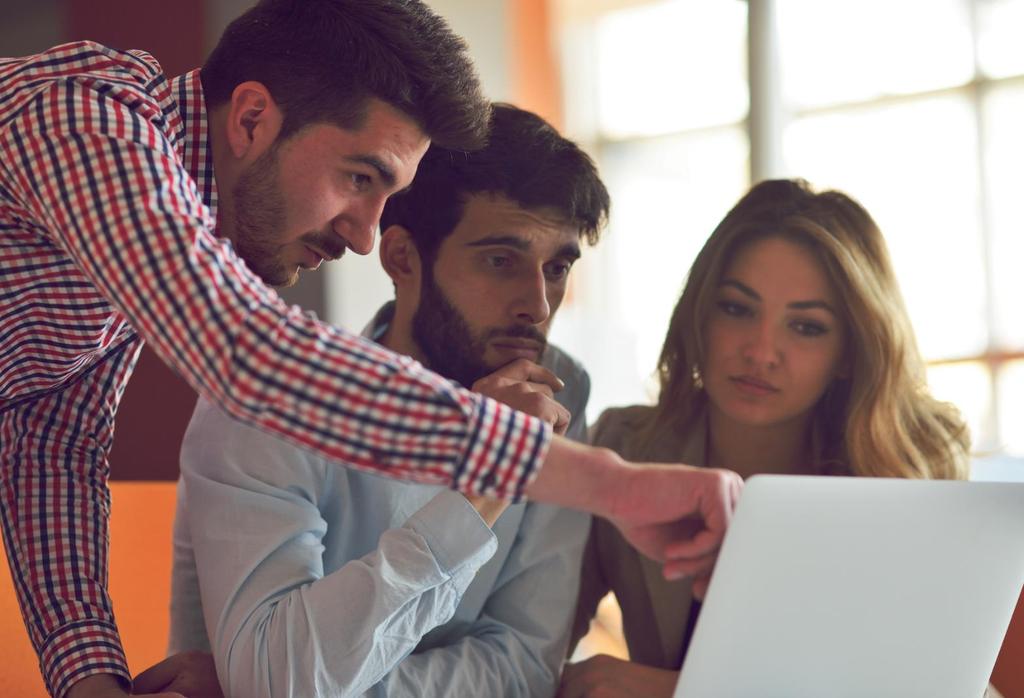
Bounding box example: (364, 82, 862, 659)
(706, 407, 814, 480)
(206, 106, 235, 240)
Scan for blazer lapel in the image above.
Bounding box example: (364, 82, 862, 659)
(635, 412, 709, 668)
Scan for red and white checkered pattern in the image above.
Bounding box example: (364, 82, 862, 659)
(0, 41, 551, 696)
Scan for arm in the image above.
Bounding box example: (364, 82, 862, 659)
(382, 503, 591, 697)
(525, 438, 742, 591)
(0, 71, 549, 502)
(0, 339, 143, 698)
(182, 400, 498, 698)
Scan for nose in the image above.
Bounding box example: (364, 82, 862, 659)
(741, 319, 781, 369)
(511, 269, 551, 325)
(335, 195, 388, 256)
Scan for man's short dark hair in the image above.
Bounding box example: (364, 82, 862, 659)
(201, 0, 489, 149)
(380, 103, 610, 266)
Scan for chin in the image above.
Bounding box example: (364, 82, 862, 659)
(277, 271, 300, 288)
(714, 399, 782, 428)
(258, 264, 300, 288)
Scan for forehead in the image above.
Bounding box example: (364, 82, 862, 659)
(442, 193, 580, 253)
(290, 100, 430, 185)
(724, 236, 836, 301)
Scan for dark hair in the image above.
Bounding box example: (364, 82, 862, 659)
(201, 0, 489, 148)
(380, 103, 610, 265)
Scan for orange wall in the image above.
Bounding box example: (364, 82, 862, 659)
(1, 483, 177, 697)
(508, 0, 563, 130)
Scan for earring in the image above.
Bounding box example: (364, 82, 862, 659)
(691, 365, 704, 390)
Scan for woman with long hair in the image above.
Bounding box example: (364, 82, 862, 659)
(559, 178, 970, 697)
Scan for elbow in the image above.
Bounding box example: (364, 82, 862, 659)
(215, 605, 311, 698)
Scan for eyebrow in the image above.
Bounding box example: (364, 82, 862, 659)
(465, 235, 582, 261)
(344, 155, 397, 188)
(720, 279, 838, 315)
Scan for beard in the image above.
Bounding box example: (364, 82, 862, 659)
(231, 145, 347, 288)
(411, 266, 548, 388)
(231, 144, 295, 287)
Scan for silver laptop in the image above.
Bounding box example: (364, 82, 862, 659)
(674, 475, 1024, 698)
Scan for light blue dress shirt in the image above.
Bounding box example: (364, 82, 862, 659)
(169, 305, 592, 697)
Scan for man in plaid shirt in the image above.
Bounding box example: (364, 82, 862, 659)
(0, 1, 742, 696)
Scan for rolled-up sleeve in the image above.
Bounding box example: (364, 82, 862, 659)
(381, 503, 591, 697)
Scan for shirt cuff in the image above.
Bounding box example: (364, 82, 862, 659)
(40, 619, 131, 698)
(404, 490, 498, 576)
(456, 394, 553, 502)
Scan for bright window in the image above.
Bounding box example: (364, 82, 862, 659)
(555, 0, 1024, 455)
(553, 0, 749, 419)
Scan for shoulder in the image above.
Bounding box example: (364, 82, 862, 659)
(542, 343, 590, 405)
(589, 404, 657, 455)
(15, 41, 164, 88)
(1, 41, 172, 131)
(181, 397, 328, 491)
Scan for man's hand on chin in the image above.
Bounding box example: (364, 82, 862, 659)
(472, 358, 571, 435)
(466, 357, 572, 525)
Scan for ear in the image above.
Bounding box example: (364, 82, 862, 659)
(379, 225, 422, 290)
(224, 81, 284, 161)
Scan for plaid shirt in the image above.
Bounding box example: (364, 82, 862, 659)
(0, 41, 550, 697)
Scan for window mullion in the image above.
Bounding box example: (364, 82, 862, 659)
(747, 0, 785, 182)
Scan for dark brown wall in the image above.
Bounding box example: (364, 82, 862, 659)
(65, 0, 206, 480)
(61, 0, 328, 481)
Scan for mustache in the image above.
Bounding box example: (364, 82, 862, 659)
(300, 231, 348, 260)
(483, 325, 548, 346)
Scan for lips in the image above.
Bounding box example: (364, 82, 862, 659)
(730, 375, 779, 395)
(301, 245, 325, 270)
(304, 236, 348, 263)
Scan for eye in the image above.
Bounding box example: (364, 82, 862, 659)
(716, 299, 750, 317)
(792, 320, 828, 337)
(486, 254, 513, 269)
(350, 173, 372, 191)
(543, 260, 573, 281)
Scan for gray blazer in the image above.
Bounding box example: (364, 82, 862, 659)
(569, 404, 706, 669)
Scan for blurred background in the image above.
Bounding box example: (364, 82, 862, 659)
(549, 0, 1024, 457)
(2, 0, 1023, 695)
(5, 0, 1023, 474)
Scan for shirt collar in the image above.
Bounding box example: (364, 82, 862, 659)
(362, 301, 397, 342)
(171, 69, 217, 217)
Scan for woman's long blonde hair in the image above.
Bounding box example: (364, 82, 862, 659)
(637, 179, 969, 480)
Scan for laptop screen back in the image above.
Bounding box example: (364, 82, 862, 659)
(674, 476, 1024, 698)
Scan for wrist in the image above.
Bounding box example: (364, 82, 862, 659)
(66, 673, 129, 698)
(464, 494, 509, 527)
(589, 448, 633, 519)
(525, 435, 627, 516)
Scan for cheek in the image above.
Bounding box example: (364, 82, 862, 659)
(704, 320, 739, 362)
(279, 166, 343, 233)
(546, 285, 567, 315)
(794, 340, 845, 399)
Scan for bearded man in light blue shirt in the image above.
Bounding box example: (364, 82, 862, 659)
(168, 103, 611, 697)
